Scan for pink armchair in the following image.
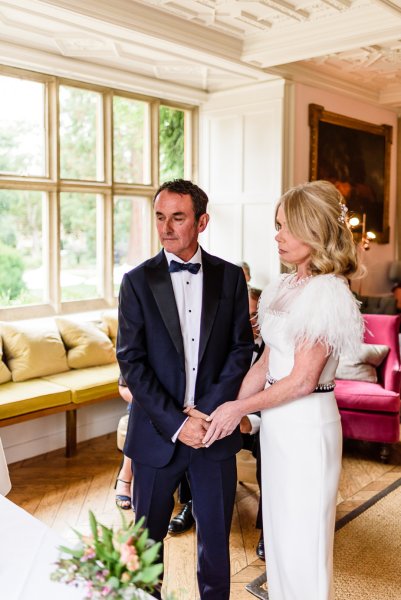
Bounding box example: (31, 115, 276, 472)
(334, 314, 401, 462)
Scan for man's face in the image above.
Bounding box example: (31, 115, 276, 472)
(154, 189, 209, 262)
(248, 294, 259, 340)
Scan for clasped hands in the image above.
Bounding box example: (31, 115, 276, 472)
(177, 402, 245, 448)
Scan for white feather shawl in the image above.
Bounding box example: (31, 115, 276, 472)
(259, 274, 364, 359)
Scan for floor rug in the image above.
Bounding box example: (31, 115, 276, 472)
(246, 476, 401, 600)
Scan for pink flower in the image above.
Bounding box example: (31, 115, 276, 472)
(102, 587, 112, 596)
(81, 546, 96, 562)
(120, 543, 140, 572)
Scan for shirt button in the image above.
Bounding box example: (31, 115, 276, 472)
(192, 368, 196, 371)
(189, 309, 192, 313)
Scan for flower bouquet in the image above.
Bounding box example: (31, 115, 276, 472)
(51, 510, 163, 599)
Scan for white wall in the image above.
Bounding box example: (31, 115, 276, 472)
(1, 398, 124, 464)
(199, 80, 288, 290)
(293, 83, 399, 296)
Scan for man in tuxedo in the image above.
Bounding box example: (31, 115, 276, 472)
(168, 287, 266, 561)
(117, 179, 254, 600)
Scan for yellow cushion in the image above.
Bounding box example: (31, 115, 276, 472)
(0, 321, 69, 382)
(0, 379, 71, 419)
(43, 363, 120, 404)
(101, 310, 118, 346)
(0, 337, 11, 384)
(55, 317, 116, 369)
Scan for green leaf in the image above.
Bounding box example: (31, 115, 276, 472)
(137, 564, 163, 583)
(140, 542, 161, 566)
(100, 524, 114, 552)
(135, 529, 148, 552)
(58, 545, 83, 559)
(107, 575, 120, 589)
(89, 510, 99, 541)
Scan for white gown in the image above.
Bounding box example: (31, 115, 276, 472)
(258, 273, 363, 600)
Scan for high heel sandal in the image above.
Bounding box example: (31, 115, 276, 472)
(114, 477, 132, 510)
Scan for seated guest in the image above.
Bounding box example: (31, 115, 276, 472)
(115, 375, 134, 509)
(117, 376, 193, 523)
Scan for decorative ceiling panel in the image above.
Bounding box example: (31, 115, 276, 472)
(1, 0, 401, 106)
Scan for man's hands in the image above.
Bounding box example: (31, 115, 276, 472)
(178, 408, 210, 449)
(178, 404, 245, 449)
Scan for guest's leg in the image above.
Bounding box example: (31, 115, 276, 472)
(189, 453, 237, 600)
(115, 454, 132, 510)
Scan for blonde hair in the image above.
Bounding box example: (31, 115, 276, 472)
(275, 180, 361, 279)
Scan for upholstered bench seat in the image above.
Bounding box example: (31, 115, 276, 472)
(43, 363, 120, 404)
(0, 379, 71, 419)
(335, 379, 400, 413)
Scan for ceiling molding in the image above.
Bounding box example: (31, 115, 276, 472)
(1, 0, 401, 107)
(0, 40, 208, 103)
(268, 63, 382, 106)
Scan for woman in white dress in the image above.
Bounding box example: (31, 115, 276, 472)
(202, 180, 364, 600)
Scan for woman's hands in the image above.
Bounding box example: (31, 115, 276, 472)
(202, 400, 243, 447)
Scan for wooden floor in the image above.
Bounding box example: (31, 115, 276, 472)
(7, 434, 401, 600)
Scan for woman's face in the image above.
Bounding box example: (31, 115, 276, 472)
(275, 205, 312, 271)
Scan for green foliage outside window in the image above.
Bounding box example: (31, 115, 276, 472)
(159, 106, 184, 183)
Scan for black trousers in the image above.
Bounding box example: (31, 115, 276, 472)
(132, 443, 237, 600)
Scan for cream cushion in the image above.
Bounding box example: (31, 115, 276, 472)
(0, 321, 69, 382)
(0, 337, 11, 384)
(56, 317, 116, 369)
(336, 343, 390, 383)
(101, 310, 118, 346)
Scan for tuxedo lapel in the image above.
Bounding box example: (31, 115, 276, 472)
(198, 251, 224, 365)
(145, 252, 185, 359)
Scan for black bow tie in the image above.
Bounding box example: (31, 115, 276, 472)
(169, 260, 201, 275)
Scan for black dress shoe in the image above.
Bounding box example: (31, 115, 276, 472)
(256, 532, 265, 561)
(168, 500, 195, 534)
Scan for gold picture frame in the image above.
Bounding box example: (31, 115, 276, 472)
(309, 104, 392, 243)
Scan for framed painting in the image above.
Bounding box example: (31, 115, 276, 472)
(309, 104, 392, 243)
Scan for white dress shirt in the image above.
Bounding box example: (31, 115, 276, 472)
(164, 247, 203, 441)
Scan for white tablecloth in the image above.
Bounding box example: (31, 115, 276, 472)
(0, 495, 155, 599)
(0, 495, 83, 600)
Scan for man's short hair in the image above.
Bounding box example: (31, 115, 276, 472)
(153, 179, 208, 221)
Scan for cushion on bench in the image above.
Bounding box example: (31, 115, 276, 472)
(42, 363, 120, 404)
(55, 317, 116, 369)
(0, 321, 69, 382)
(0, 379, 71, 419)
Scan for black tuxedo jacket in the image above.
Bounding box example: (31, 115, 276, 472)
(117, 248, 254, 468)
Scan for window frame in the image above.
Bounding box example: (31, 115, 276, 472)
(0, 65, 197, 320)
